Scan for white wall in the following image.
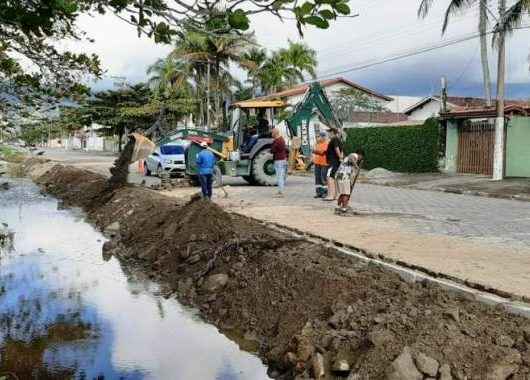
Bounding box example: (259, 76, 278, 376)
(386, 96, 423, 113)
(407, 100, 442, 121)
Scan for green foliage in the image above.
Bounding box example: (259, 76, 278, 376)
(0, 145, 24, 161)
(331, 88, 388, 121)
(344, 118, 440, 173)
(2, 0, 348, 118)
(295, 0, 352, 32)
(245, 40, 317, 94)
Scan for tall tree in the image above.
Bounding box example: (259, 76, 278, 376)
(259, 51, 300, 93)
(418, 0, 492, 105)
(279, 41, 318, 86)
(84, 84, 152, 151)
(169, 23, 252, 128)
(147, 58, 192, 98)
(241, 48, 268, 97)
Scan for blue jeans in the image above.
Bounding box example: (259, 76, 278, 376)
(274, 160, 287, 193)
(198, 174, 213, 199)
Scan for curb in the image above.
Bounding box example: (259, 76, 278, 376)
(231, 211, 530, 319)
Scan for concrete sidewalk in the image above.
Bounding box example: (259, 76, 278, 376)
(211, 178, 530, 300)
(361, 171, 530, 202)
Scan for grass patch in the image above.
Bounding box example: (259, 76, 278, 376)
(0, 145, 25, 163)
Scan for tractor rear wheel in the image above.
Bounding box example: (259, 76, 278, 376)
(251, 149, 276, 186)
(242, 175, 257, 185)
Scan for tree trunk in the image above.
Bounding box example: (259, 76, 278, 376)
(479, 0, 492, 107)
(215, 59, 221, 130)
(206, 60, 210, 131)
(118, 130, 123, 153)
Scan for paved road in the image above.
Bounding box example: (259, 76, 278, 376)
(42, 148, 530, 246)
(40, 149, 530, 298)
(223, 175, 530, 247)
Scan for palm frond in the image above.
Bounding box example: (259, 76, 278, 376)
(442, 0, 476, 33)
(418, 0, 435, 18)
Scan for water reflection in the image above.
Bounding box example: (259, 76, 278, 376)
(0, 179, 270, 379)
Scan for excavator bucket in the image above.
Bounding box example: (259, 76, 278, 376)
(130, 133, 155, 163)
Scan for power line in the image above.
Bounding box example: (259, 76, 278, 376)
(314, 24, 530, 80)
(317, 32, 488, 78)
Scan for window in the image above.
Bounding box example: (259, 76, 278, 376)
(161, 145, 185, 155)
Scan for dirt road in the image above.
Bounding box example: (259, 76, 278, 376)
(42, 149, 530, 299)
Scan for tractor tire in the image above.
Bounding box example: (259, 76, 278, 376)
(242, 175, 257, 185)
(251, 149, 276, 186)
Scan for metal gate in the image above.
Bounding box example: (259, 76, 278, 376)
(457, 120, 495, 176)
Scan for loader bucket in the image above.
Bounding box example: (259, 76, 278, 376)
(130, 133, 155, 163)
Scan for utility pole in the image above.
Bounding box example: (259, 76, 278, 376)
(493, 0, 506, 181)
(206, 61, 211, 131)
(440, 76, 448, 114)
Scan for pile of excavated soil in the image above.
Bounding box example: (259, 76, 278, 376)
(32, 163, 530, 380)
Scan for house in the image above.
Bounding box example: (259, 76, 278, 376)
(243, 77, 411, 132)
(254, 77, 393, 108)
(404, 96, 529, 121)
(386, 95, 425, 113)
(440, 104, 530, 178)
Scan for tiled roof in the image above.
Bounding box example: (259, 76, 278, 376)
(404, 96, 530, 114)
(253, 78, 392, 102)
(440, 104, 530, 119)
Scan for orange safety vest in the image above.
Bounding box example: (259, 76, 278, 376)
(313, 141, 328, 166)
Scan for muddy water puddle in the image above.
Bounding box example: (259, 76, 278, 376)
(0, 178, 270, 379)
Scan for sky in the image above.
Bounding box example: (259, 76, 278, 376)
(68, 0, 530, 99)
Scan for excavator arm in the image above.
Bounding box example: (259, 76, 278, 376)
(285, 82, 342, 166)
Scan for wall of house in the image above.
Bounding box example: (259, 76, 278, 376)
(386, 96, 423, 113)
(444, 121, 459, 174)
(408, 101, 442, 121)
(506, 116, 530, 178)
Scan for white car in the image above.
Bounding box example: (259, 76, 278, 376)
(144, 141, 189, 177)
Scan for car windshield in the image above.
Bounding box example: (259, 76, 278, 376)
(160, 145, 185, 155)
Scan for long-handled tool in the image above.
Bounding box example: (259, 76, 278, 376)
(335, 159, 364, 216)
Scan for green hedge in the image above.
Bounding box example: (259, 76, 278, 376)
(344, 118, 439, 173)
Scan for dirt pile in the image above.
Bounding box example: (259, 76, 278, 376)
(36, 164, 109, 210)
(33, 163, 530, 380)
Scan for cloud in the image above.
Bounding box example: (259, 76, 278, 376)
(67, 0, 530, 97)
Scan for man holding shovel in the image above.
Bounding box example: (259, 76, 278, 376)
(196, 141, 216, 200)
(335, 149, 364, 213)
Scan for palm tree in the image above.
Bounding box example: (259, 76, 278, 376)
(259, 51, 300, 94)
(147, 57, 191, 98)
(171, 27, 254, 128)
(418, 0, 492, 105)
(241, 47, 267, 97)
(279, 41, 318, 86)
